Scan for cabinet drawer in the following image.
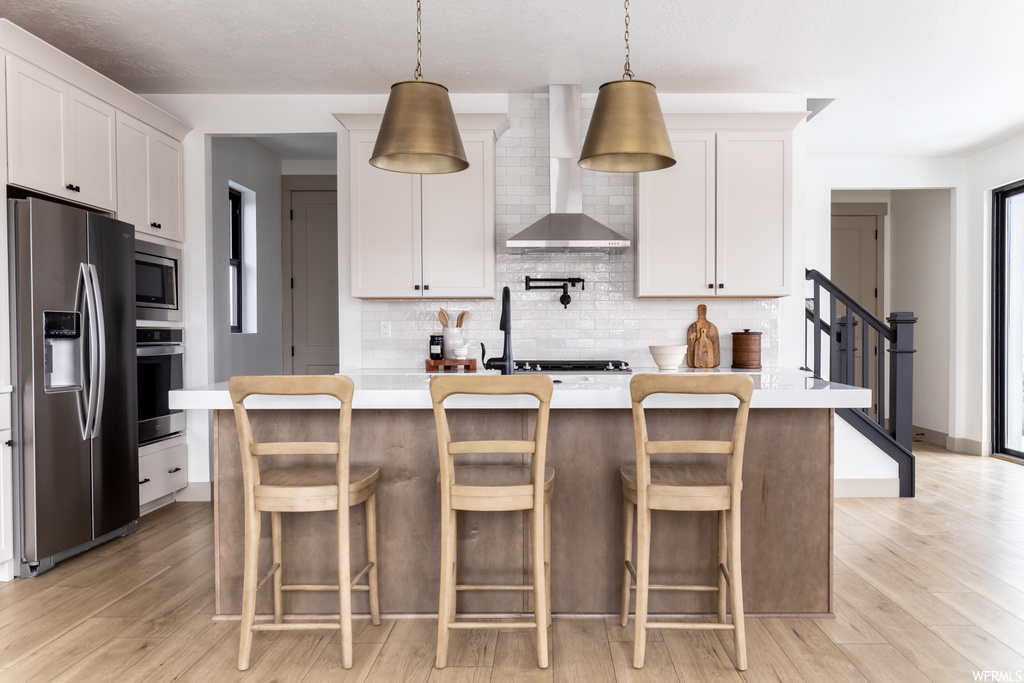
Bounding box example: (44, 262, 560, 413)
(139, 439, 187, 505)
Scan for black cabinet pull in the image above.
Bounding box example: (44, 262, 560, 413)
(4, 440, 11, 447)
(708, 283, 714, 289)
(66, 184, 81, 192)
(414, 284, 420, 290)
(150, 222, 162, 229)
(168, 467, 181, 473)
(139, 478, 151, 485)
(718, 283, 724, 288)
(423, 284, 430, 291)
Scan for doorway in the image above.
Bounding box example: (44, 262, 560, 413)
(283, 180, 339, 374)
(831, 202, 886, 421)
(994, 180, 1024, 460)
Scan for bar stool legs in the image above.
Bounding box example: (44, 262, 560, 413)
(727, 508, 747, 670)
(238, 505, 261, 670)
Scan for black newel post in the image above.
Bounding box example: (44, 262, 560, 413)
(887, 311, 917, 496)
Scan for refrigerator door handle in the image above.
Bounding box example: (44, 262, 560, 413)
(87, 264, 107, 438)
(73, 264, 93, 440)
(81, 263, 101, 439)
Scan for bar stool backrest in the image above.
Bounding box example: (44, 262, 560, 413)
(429, 375, 554, 501)
(630, 373, 754, 497)
(229, 375, 356, 508)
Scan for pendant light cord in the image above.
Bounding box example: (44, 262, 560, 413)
(414, 0, 424, 80)
(622, 0, 634, 80)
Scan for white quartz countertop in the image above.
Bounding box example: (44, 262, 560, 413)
(169, 368, 870, 410)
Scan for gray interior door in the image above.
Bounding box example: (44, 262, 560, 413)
(291, 191, 339, 374)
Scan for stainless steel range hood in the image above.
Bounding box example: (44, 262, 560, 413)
(506, 85, 630, 255)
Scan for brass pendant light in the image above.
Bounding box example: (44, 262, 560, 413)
(579, 0, 675, 173)
(370, 0, 468, 174)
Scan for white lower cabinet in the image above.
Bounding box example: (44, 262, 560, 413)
(0, 427, 13, 580)
(139, 435, 188, 509)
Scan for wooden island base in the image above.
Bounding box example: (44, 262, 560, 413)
(213, 408, 833, 617)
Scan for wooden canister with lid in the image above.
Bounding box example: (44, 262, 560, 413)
(731, 329, 762, 370)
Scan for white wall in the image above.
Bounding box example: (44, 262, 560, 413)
(890, 189, 952, 435)
(210, 137, 284, 381)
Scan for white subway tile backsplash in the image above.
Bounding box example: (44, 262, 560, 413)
(360, 93, 781, 370)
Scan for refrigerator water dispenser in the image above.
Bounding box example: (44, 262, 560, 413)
(43, 310, 83, 392)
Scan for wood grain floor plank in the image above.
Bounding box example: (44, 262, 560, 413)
(50, 636, 163, 683)
(761, 619, 868, 683)
(720, 619, 806, 682)
(113, 612, 235, 683)
(832, 574, 977, 680)
(0, 617, 134, 683)
(442, 628, 498, 667)
(552, 618, 614, 683)
(661, 630, 738, 682)
(302, 642, 382, 683)
(95, 548, 213, 618)
(814, 595, 886, 645)
(929, 624, 1024, 673)
(491, 631, 553, 683)
(837, 643, 930, 683)
(117, 571, 215, 639)
(363, 618, 436, 683)
(932, 591, 1024, 658)
(175, 623, 280, 683)
(604, 617, 663, 643)
(425, 666, 493, 683)
(610, 639, 681, 682)
(238, 628, 334, 682)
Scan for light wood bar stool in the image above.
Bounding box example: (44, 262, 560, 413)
(620, 373, 754, 670)
(229, 375, 380, 671)
(429, 374, 555, 669)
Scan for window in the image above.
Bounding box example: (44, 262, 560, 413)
(229, 187, 243, 333)
(994, 179, 1024, 460)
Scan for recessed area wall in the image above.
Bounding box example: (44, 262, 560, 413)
(360, 93, 781, 370)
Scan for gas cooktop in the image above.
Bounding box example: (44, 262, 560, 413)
(513, 360, 631, 374)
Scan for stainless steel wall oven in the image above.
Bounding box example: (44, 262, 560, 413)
(135, 242, 181, 322)
(137, 328, 184, 444)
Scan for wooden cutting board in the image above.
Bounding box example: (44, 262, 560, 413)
(687, 304, 720, 368)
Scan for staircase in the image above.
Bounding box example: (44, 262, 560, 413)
(804, 269, 917, 497)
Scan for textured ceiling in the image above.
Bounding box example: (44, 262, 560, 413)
(5, 0, 1024, 157)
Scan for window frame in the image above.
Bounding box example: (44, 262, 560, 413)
(992, 179, 1024, 461)
(229, 187, 243, 334)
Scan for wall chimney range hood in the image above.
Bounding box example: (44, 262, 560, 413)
(506, 85, 631, 255)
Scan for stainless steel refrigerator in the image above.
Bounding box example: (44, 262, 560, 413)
(9, 197, 139, 576)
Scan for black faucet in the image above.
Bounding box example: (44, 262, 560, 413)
(482, 286, 514, 375)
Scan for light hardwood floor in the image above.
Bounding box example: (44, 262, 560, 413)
(0, 441, 1022, 681)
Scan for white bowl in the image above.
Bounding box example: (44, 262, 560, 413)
(649, 345, 686, 371)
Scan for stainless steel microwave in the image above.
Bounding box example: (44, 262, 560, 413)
(135, 242, 181, 322)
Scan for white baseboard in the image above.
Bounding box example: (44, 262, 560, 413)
(945, 437, 986, 456)
(175, 482, 212, 502)
(835, 477, 900, 498)
(913, 425, 947, 447)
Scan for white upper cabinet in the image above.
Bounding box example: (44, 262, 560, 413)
(116, 112, 183, 241)
(7, 56, 116, 211)
(343, 118, 503, 299)
(635, 114, 802, 298)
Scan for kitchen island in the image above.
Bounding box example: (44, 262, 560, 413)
(171, 369, 868, 618)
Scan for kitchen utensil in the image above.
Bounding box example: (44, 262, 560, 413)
(439, 308, 450, 328)
(686, 304, 720, 368)
(649, 345, 687, 371)
(456, 310, 469, 327)
(731, 329, 762, 370)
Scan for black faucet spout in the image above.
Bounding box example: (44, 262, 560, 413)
(483, 286, 514, 375)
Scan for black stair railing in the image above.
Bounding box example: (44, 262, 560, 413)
(804, 268, 917, 496)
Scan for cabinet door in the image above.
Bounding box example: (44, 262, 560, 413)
(421, 133, 495, 298)
(350, 133, 422, 297)
(116, 112, 150, 233)
(148, 131, 183, 241)
(67, 87, 117, 211)
(635, 131, 716, 297)
(0, 428, 12, 568)
(6, 56, 68, 198)
(716, 132, 791, 297)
